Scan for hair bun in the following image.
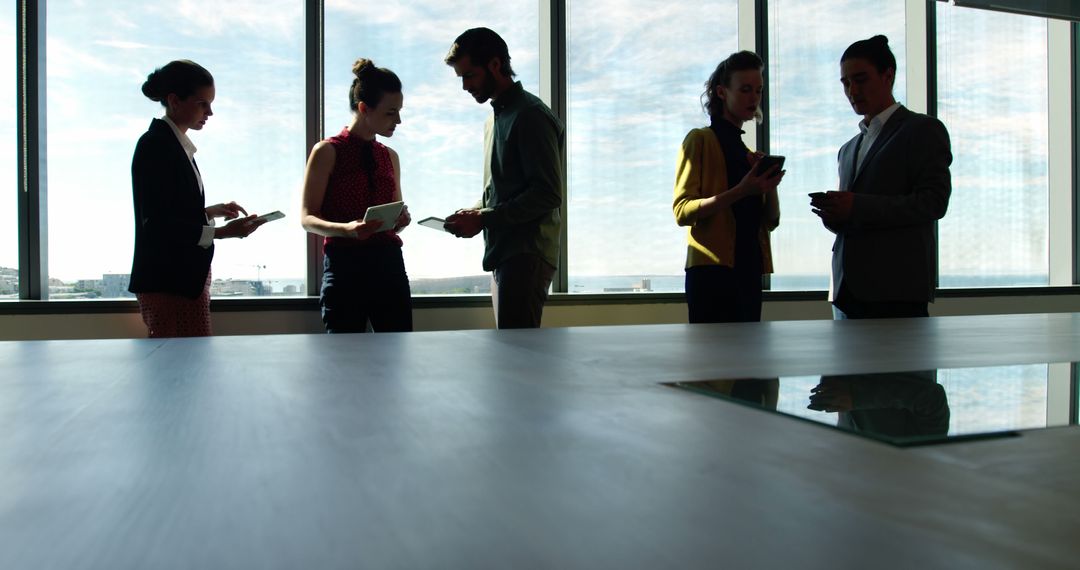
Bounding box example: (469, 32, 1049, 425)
(141, 71, 163, 102)
(870, 34, 889, 46)
(352, 58, 375, 79)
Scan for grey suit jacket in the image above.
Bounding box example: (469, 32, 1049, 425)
(832, 105, 952, 304)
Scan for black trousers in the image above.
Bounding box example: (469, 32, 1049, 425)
(491, 254, 556, 329)
(832, 285, 928, 320)
(684, 265, 763, 323)
(321, 244, 413, 333)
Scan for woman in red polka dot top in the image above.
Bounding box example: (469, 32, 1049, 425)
(301, 58, 413, 333)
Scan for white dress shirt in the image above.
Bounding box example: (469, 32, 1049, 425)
(161, 115, 215, 248)
(854, 101, 901, 176)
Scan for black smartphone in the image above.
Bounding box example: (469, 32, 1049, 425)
(754, 154, 785, 176)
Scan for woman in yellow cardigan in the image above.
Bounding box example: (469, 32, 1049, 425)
(673, 51, 783, 323)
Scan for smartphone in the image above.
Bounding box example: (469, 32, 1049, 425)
(754, 155, 785, 176)
(253, 210, 285, 223)
(808, 192, 828, 200)
(418, 216, 448, 232)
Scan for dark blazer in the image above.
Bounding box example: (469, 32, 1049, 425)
(832, 105, 952, 304)
(128, 119, 214, 299)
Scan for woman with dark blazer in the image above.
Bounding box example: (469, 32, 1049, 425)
(128, 60, 264, 337)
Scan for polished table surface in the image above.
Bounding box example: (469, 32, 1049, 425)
(2, 314, 1080, 569)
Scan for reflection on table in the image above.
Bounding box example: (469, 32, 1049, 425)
(809, 370, 949, 444)
(664, 361, 1073, 446)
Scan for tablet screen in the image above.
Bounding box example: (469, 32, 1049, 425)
(418, 216, 447, 232)
(254, 211, 285, 223)
(363, 201, 404, 232)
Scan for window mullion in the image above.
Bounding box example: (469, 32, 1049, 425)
(16, 0, 47, 300)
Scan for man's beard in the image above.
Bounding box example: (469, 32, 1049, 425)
(475, 70, 498, 102)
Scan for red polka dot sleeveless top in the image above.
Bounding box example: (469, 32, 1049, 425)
(321, 127, 402, 249)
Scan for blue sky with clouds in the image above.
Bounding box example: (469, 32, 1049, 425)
(565, 1, 738, 284)
(0, 1, 1053, 292)
(34, 0, 307, 284)
(1, 11, 12, 278)
(936, 5, 1048, 283)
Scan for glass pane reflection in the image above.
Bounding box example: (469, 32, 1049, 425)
(666, 363, 1066, 446)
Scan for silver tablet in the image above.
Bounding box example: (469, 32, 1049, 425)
(362, 201, 404, 232)
(418, 216, 448, 232)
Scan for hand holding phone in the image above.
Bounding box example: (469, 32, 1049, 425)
(754, 154, 785, 177)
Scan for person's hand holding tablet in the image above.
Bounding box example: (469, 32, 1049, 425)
(444, 208, 483, 238)
(393, 204, 411, 232)
(363, 201, 405, 233)
(252, 210, 285, 224)
(339, 218, 383, 240)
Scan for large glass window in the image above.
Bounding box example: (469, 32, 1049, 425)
(325, 1, 539, 295)
(1, 11, 16, 299)
(768, 0, 906, 291)
(45, 0, 306, 299)
(937, 5, 1048, 287)
(566, 2, 738, 293)
(10, 3, 1071, 304)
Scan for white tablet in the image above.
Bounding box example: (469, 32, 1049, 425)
(363, 201, 404, 232)
(253, 210, 285, 224)
(418, 216, 448, 232)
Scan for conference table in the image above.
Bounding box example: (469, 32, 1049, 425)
(2, 313, 1079, 568)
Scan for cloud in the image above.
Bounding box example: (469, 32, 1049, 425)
(93, 40, 156, 50)
(172, 0, 302, 40)
(46, 36, 124, 79)
(326, 0, 539, 55)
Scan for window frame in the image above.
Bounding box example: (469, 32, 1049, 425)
(5, 0, 1077, 310)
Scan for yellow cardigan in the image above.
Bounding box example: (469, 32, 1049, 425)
(672, 127, 774, 272)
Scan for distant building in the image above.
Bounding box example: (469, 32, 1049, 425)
(102, 274, 134, 298)
(603, 277, 653, 293)
(48, 284, 94, 299)
(0, 267, 16, 295)
(211, 279, 265, 297)
(409, 275, 490, 295)
(76, 279, 104, 291)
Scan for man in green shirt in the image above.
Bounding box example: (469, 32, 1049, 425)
(444, 27, 565, 329)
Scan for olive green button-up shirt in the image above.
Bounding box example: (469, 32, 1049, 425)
(479, 81, 564, 272)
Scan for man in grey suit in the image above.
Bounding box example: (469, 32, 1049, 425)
(811, 35, 951, 319)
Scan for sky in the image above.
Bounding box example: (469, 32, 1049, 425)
(0, 1, 1053, 293)
(1, 15, 14, 278)
(936, 5, 1048, 282)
